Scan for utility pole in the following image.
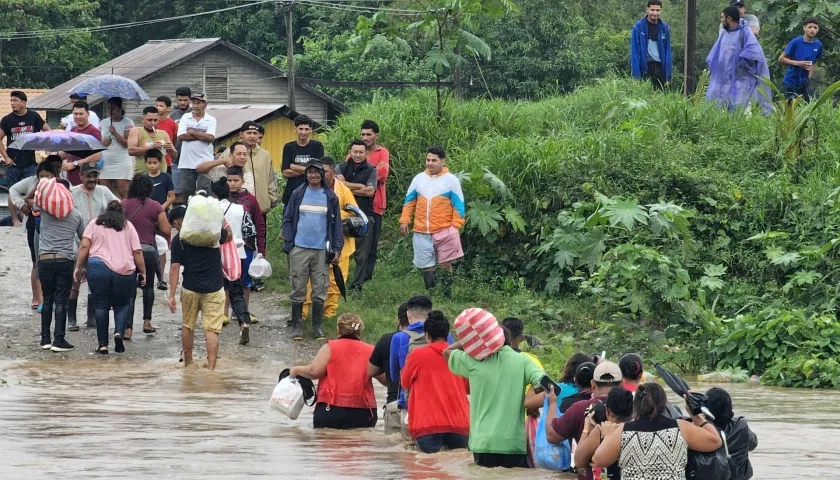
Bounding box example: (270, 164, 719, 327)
(684, 0, 697, 96)
(279, 1, 296, 111)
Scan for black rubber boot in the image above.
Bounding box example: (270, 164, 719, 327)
(67, 298, 79, 332)
(312, 301, 326, 340)
(290, 302, 304, 341)
(85, 293, 95, 328)
(423, 270, 437, 290)
(440, 270, 454, 298)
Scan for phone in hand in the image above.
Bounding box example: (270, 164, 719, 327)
(539, 375, 562, 395)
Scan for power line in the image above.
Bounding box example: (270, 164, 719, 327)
(296, 0, 421, 16)
(0, 1, 274, 40)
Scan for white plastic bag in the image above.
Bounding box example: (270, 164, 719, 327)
(155, 235, 169, 255)
(249, 253, 273, 279)
(180, 195, 223, 247)
(269, 377, 305, 420)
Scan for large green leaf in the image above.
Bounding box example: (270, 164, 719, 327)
(466, 200, 503, 236)
(501, 206, 526, 234)
(600, 198, 648, 230)
(482, 167, 509, 198)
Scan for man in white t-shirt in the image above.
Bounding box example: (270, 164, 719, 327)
(175, 92, 216, 200)
(59, 94, 100, 130)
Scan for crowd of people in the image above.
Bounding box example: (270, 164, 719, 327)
(288, 299, 758, 477)
(631, 0, 823, 110)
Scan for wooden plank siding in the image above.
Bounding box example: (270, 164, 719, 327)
(218, 115, 328, 171)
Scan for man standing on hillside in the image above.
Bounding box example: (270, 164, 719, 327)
(359, 119, 389, 281)
(176, 93, 216, 200)
(779, 17, 823, 101)
(338, 139, 377, 292)
(281, 115, 324, 209)
(706, 6, 771, 114)
(156, 96, 179, 170)
(0, 90, 50, 226)
(399, 146, 465, 297)
(719, 0, 760, 37)
(630, 0, 672, 89)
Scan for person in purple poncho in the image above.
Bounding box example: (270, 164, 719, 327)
(706, 6, 772, 114)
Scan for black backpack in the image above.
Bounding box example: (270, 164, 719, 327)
(686, 429, 731, 480)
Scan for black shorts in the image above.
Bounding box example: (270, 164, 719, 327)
(313, 403, 377, 430)
(473, 453, 530, 469)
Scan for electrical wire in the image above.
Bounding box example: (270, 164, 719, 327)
(296, 0, 421, 16)
(1, 0, 274, 40)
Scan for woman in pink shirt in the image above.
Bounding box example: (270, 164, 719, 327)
(74, 201, 146, 355)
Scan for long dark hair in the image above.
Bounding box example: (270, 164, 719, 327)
(633, 382, 668, 419)
(561, 353, 594, 384)
(706, 387, 734, 429)
(96, 200, 127, 231)
(127, 174, 153, 202)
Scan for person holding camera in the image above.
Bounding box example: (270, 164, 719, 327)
(545, 361, 623, 479)
(575, 387, 635, 479)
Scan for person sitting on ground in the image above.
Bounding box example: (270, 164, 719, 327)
(444, 310, 544, 469)
(592, 383, 723, 480)
(367, 303, 409, 435)
(401, 311, 470, 454)
(560, 362, 597, 414)
(619, 353, 645, 393)
(546, 361, 624, 475)
(706, 387, 758, 480)
(575, 387, 635, 480)
(290, 314, 385, 429)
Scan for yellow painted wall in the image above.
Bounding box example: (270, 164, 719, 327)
(219, 115, 320, 171)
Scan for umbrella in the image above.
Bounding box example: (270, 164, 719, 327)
(653, 362, 715, 420)
(69, 74, 149, 101)
(9, 131, 106, 159)
(326, 241, 347, 300)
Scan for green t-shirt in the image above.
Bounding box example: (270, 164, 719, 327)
(448, 345, 545, 454)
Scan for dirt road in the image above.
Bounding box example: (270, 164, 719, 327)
(0, 226, 317, 365)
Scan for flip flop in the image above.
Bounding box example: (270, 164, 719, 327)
(36, 304, 43, 313)
(31, 303, 39, 310)
(143, 327, 157, 334)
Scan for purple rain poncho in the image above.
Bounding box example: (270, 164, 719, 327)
(706, 24, 772, 114)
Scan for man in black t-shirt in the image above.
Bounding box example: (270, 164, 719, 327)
(0, 90, 49, 225)
(167, 205, 228, 371)
(367, 303, 409, 435)
(337, 139, 378, 291)
(281, 115, 324, 207)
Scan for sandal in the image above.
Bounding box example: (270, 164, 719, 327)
(123, 328, 132, 341)
(143, 326, 157, 334)
(31, 303, 39, 310)
(95, 346, 109, 355)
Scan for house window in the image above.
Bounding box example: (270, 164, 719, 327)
(203, 65, 229, 101)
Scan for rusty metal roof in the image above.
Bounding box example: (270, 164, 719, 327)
(28, 38, 346, 113)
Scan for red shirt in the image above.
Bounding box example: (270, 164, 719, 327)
(346, 145, 389, 215)
(67, 123, 102, 186)
(158, 117, 178, 166)
(401, 341, 470, 438)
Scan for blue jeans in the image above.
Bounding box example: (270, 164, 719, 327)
(86, 257, 136, 347)
(171, 163, 181, 194)
(6, 163, 37, 186)
(415, 433, 469, 454)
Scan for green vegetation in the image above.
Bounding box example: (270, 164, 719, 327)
(262, 78, 840, 388)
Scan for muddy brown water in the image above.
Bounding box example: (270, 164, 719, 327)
(0, 360, 835, 479)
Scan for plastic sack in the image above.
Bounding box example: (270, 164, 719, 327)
(454, 307, 505, 360)
(269, 377, 305, 420)
(34, 177, 74, 219)
(535, 396, 571, 471)
(248, 253, 272, 279)
(687, 430, 731, 480)
(220, 231, 242, 281)
(180, 195, 223, 247)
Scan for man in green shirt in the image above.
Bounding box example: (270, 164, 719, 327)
(445, 325, 544, 468)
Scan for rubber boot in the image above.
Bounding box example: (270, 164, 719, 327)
(440, 270, 453, 299)
(67, 298, 79, 332)
(85, 293, 95, 328)
(290, 302, 304, 341)
(312, 301, 326, 340)
(422, 270, 437, 290)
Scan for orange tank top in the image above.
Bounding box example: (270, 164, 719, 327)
(317, 339, 377, 409)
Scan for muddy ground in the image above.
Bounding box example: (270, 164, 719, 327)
(0, 227, 320, 366)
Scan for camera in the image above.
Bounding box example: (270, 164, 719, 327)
(585, 401, 608, 424)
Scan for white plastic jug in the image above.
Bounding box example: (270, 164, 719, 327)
(269, 377, 305, 420)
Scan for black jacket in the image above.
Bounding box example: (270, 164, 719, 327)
(725, 416, 758, 480)
(281, 183, 343, 257)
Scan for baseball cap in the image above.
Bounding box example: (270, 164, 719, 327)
(240, 120, 262, 133)
(189, 92, 207, 102)
(593, 361, 623, 383)
(730, 0, 745, 6)
(80, 163, 101, 176)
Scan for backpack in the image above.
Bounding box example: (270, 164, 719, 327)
(406, 329, 427, 354)
(686, 429, 731, 480)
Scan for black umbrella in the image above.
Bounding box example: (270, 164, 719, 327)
(326, 241, 346, 300)
(653, 363, 715, 420)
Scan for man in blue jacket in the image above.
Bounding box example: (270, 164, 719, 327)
(630, 0, 672, 89)
(282, 159, 343, 340)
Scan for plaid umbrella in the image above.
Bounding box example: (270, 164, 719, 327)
(69, 74, 149, 101)
(9, 131, 106, 159)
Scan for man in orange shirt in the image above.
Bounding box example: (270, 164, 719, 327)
(156, 96, 179, 170)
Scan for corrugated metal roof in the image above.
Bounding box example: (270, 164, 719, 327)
(28, 39, 223, 110)
(0, 89, 48, 119)
(206, 104, 286, 140)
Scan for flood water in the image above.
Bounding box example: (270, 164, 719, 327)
(0, 360, 835, 479)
